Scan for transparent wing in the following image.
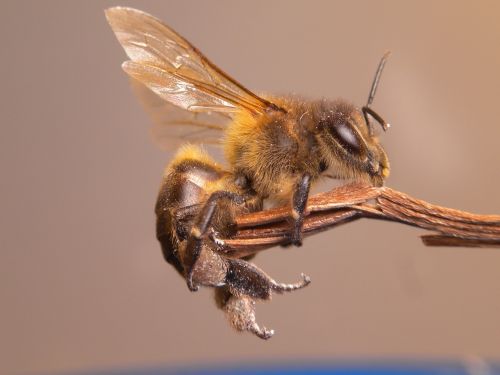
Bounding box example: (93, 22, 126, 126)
(130, 78, 227, 151)
(105, 6, 283, 116)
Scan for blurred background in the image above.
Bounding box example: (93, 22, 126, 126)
(1, 1, 500, 374)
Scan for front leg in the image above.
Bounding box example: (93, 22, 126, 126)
(184, 191, 245, 291)
(289, 173, 312, 246)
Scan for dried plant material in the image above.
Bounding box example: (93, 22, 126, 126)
(224, 183, 500, 254)
(420, 235, 500, 248)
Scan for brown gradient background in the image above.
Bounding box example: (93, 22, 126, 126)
(2, 1, 500, 374)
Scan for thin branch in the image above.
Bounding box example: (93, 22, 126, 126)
(221, 183, 500, 256)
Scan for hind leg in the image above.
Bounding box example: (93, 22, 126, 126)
(214, 259, 310, 340)
(224, 294, 275, 340)
(226, 258, 310, 299)
(214, 287, 274, 340)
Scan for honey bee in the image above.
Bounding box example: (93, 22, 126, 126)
(106, 7, 390, 339)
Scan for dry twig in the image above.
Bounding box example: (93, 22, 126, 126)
(222, 183, 500, 257)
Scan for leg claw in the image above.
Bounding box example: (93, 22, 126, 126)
(251, 324, 275, 340)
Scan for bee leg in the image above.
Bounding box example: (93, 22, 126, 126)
(225, 258, 311, 299)
(185, 191, 245, 291)
(270, 273, 311, 293)
(219, 262, 310, 339)
(289, 173, 312, 246)
(224, 294, 275, 340)
(214, 287, 274, 339)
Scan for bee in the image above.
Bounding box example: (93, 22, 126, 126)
(106, 7, 390, 339)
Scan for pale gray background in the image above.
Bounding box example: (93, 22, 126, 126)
(1, 1, 500, 374)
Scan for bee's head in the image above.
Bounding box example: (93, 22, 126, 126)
(314, 99, 390, 186)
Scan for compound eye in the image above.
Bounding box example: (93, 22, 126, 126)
(331, 122, 361, 154)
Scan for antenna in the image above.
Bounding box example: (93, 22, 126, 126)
(363, 51, 391, 133)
